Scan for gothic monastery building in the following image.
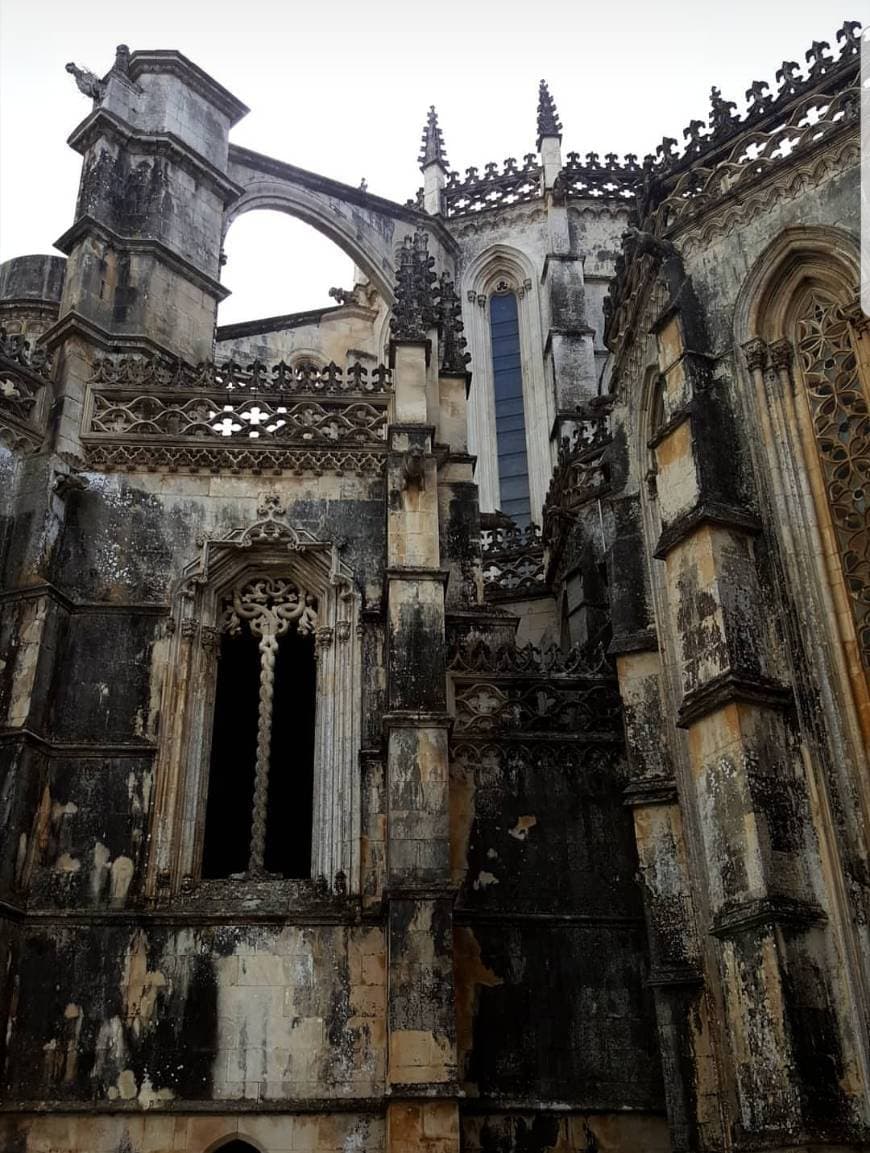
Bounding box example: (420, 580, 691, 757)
(0, 22, 868, 1153)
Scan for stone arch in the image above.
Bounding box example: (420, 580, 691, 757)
(203, 1136, 267, 1153)
(734, 224, 859, 345)
(461, 244, 550, 521)
(225, 184, 397, 304)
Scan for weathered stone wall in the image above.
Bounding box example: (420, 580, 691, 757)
(214, 297, 387, 369)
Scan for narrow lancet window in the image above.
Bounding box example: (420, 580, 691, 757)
(201, 575, 318, 880)
(489, 290, 531, 525)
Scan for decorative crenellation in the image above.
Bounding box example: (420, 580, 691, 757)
(642, 18, 860, 181)
(90, 356, 392, 395)
(83, 354, 394, 474)
(88, 392, 389, 447)
(423, 20, 860, 221)
(442, 156, 542, 217)
(559, 152, 639, 203)
(82, 442, 388, 476)
(449, 635, 612, 678)
(449, 631, 620, 735)
(650, 83, 859, 235)
(479, 520, 545, 599)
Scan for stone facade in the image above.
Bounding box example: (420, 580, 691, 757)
(0, 24, 868, 1153)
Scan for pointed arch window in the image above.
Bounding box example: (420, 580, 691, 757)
(147, 496, 362, 897)
(201, 575, 318, 879)
(489, 286, 531, 525)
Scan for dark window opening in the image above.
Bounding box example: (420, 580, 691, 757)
(202, 622, 316, 880)
(490, 290, 531, 526)
(216, 1143, 260, 1153)
(650, 374, 666, 437)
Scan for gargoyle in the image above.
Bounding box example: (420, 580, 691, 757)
(65, 62, 105, 102)
(622, 226, 676, 261)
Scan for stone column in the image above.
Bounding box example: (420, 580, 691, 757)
(385, 331, 459, 1153)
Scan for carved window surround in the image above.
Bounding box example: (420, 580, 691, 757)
(146, 494, 362, 899)
(739, 239, 870, 776)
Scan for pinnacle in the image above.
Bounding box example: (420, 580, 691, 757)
(418, 105, 449, 171)
(537, 79, 562, 146)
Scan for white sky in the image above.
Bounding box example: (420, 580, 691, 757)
(0, 0, 857, 325)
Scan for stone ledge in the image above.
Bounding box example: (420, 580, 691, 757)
(609, 627, 658, 656)
(623, 777, 678, 807)
(54, 216, 229, 300)
(381, 710, 452, 730)
(709, 896, 826, 938)
(127, 49, 249, 123)
(676, 670, 794, 728)
(385, 567, 450, 584)
(0, 727, 157, 758)
(645, 965, 703, 988)
(67, 107, 245, 204)
(653, 500, 762, 559)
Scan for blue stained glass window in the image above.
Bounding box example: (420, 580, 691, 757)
(489, 291, 531, 525)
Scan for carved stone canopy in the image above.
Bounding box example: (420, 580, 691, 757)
(182, 493, 355, 609)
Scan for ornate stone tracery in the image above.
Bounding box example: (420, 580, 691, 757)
(794, 291, 870, 666)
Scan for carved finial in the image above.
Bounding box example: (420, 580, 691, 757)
(536, 79, 562, 147)
(745, 79, 772, 117)
(437, 272, 471, 375)
(682, 119, 708, 154)
(390, 229, 438, 342)
(775, 60, 802, 97)
(113, 44, 130, 75)
(708, 86, 738, 137)
(656, 137, 678, 164)
(836, 20, 862, 56)
(65, 61, 105, 102)
(419, 105, 449, 171)
(805, 39, 833, 79)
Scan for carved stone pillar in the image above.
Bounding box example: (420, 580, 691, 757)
(385, 330, 459, 1151)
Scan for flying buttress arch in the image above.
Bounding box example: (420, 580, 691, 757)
(225, 147, 461, 308)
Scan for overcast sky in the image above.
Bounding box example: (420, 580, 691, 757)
(0, 0, 857, 324)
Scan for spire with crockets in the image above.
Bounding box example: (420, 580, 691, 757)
(418, 105, 449, 171)
(536, 79, 562, 147)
